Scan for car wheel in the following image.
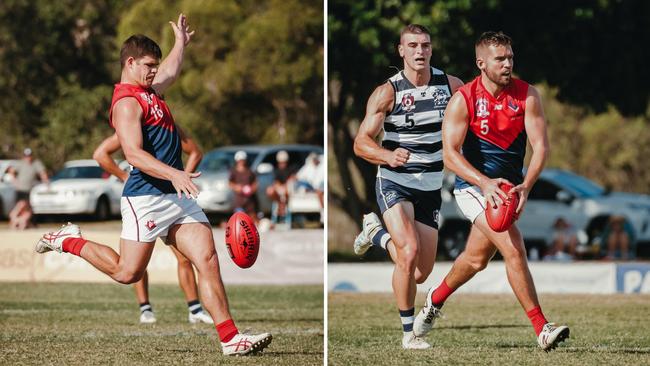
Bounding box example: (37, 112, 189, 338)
(94, 196, 110, 221)
(440, 222, 471, 259)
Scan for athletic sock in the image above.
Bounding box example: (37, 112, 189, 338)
(430, 280, 456, 308)
(187, 299, 203, 314)
(399, 308, 415, 334)
(370, 228, 391, 250)
(139, 302, 153, 314)
(62, 237, 87, 256)
(526, 306, 548, 336)
(216, 319, 239, 343)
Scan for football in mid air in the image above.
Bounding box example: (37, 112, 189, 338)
(225, 212, 260, 268)
(485, 182, 520, 233)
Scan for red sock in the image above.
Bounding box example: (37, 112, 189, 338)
(62, 237, 87, 257)
(431, 280, 456, 306)
(216, 319, 238, 342)
(526, 306, 548, 336)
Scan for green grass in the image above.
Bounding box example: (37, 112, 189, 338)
(328, 292, 650, 365)
(0, 282, 323, 365)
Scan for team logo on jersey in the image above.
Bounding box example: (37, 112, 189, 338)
(433, 209, 440, 225)
(507, 100, 520, 112)
(146, 220, 157, 231)
(140, 93, 153, 105)
(401, 93, 415, 112)
(385, 191, 398, 204)
(431, 88, 450, 107)
(476, 98, 489, 118)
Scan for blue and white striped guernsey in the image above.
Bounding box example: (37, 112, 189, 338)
(378, 67, 451, 191)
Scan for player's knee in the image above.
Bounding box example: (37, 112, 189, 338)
(396, 243, 419, 272)
(116, 270, 144, 284)
(467, 257, 489, 272)
(414, 269, 431, 284)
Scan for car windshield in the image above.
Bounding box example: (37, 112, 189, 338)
(553, 170, 605, 198)
(52, 166, 107, 180)
(198, 151, 259, 172)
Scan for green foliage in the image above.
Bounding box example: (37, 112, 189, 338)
(0, 0, 323, 170)
(329, 0, 650, 229)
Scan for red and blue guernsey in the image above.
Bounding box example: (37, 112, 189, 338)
(455, 76, 529, 190)
(109, 83, 183, 196)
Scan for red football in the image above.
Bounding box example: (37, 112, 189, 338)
(225, 212, 260, 268)
(485, 182, 520, 232)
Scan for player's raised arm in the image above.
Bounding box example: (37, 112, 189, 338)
(152, 13, 195, 95)
(442, 92, 507, 207)
(93, 134, 129, 182)
(513, 86, 549, 213)
(354, 82, 409, 167)
(177, 125, 203, 173)
(113, 97, 199, 198)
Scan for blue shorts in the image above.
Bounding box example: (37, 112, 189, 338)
(375, 177, 441, 229)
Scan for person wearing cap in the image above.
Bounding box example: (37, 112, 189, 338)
(265, 150, 295, 219)
(9, 148, 49, 229)
(228, 150, 258, 221)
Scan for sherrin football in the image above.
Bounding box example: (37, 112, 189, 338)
(225, 212, 260, 268)
(485, 182, 520, 233)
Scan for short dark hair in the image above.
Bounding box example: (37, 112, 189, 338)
(400, 24, 431, 40)
(475, 31, 512, 49)
(120, 34, 162, 68)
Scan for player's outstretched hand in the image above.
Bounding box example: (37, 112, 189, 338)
(169, 13, 195, 46)
(171, 170, 201, 199)
(511, 183, 529, 214)
(387, 148, 410, 168)
(480, 177, 511, 209)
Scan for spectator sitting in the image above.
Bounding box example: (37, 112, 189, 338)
(2, 165, 17, 184)
(295, 153, 324, 222)
(266, 150, 294, 219)
(9, 199, 33, 230)
(228, 151, 258, 222)
(604, 215, 633, 260)
(9, 148, 48, 229)
(545, 217, 577, 261)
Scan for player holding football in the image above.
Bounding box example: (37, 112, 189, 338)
(34, 14, 271, 356)
(412, 31, 569, 351)
(353, 24, 463, 349)
(93, 132, 213, 325)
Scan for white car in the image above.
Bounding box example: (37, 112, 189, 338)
(30, 160, 123, 220)
(439, 169, 650, 258)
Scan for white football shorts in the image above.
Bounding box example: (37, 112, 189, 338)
(120, 194, 209, 243)
(453, 185, 487, 223)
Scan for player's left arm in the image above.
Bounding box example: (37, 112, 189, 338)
(177, 125, 203, 173)
(513, 85, 550, 213)
(446, 75, 464, 94)
(152, 13, 195, 95)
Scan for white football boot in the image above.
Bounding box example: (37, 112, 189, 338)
(189, 310, 214, 324)
(413, 286, 444, 337)
(35, 222, 82, 253)
(401, 332, 431, 350)
(139, 310, 157, 324)
(537, 323, 570, 351)
(353, 212, 383, 255)
(221, 332, 273, 356)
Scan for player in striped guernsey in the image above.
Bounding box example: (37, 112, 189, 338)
(413, 31, 569, 351)
(353, 24, 463, 349)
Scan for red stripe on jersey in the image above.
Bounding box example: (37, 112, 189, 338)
(109, 83, 176, 132)
(459, 77, 528, 150)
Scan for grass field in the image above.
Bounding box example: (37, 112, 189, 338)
(329, 292, 650, 365)
(0, 282, 323, 365)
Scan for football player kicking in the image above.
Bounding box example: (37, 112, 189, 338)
(93, 133, 213, 325)
(34, 14, 271, 356)
(353, 24, 463, 349)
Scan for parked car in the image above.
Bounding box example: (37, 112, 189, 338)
(194, 144, 323, 216)
(30, 160, 124, 220)
(438, 169, 650, 258)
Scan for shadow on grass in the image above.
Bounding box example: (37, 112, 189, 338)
(438, 324, 528, 331)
